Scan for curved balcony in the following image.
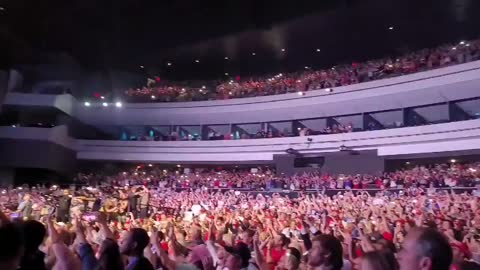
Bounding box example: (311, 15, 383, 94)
(75, 119, 480, 162)
(4, 61, 480, 127)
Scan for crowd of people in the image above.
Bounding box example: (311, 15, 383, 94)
(124, 39, 480, 102)
(1, 161, 480, 270)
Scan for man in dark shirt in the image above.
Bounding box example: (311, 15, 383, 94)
(120, 228, 154, 270)
(57, 190, 72, 223)
(19, 220, 47, 270)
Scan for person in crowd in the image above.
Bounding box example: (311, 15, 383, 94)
(0, 219, 24, 270)
(19, 220, 47, 270)
(397, 227, 453, 270)
(120, 228, 155, 270)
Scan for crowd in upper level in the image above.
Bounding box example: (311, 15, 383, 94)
(124, 39, 480, 102)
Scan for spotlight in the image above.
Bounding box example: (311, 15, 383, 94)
(100, 96, 105, 99)
(316, 48, 321, 52)
(140, 65, 144, 69)
(281, 48, 285, 52)
(84, 102, 91, 107)
(11, 125, 16, 128)
(195, 59, 200, 63)
(177, 164, 181, 168)
(460, 41, 465, 45)
(252, 52, 256, 56)
(450, 159, 456, 163)
(148, 164, 153, 167)
(304, 66, 309, 69)
(406, 161, 410, 165)
(151, 95, 156, 99)
(224, 57, 229, 60)
(388, 26, 394, 30)
(102, 102, 108, 107)
(115, 102, 122, 108)
(167, 62, 172, 66)
(225, 72, 229, 76)
(202, 85, 206, 89)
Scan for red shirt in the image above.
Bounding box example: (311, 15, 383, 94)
(264, 248, 286, 270)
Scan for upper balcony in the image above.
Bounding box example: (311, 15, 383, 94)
(4, 60, 480, 128)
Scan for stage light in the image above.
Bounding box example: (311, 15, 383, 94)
(406, 161, 410, 165)
(388, 26, 394, 30)
(151, 95, 156, 99)
(304, 66, 309, 69)
(167, 62, 172, 66)
(452, 47, 457, 50)
(115, 102, 122, 108)
(225, 72, 229, 76)
(195, 59, 200, 63)
(252, 52, 256, 56)
(229, 92, 233, 95)
(148, 164, 153, 167)
(177, 164, 181, 167)
(140, 65, 144, 69)
(100, 96, 105, 99)
(281, 48, 285, 52)
(202, 85, 206, 89)
(225, 57, 229, 60)
(316, 48, 321, 52)
(84, 102, 91, 107)
(460, 41, 465, 45)
(102, 102, 108, 107)
(11, 125, 16, 128)
(297, 80, 301, 83)
(450, 159, 456, 163)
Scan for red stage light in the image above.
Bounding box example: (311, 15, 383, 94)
(235, 76, 241, 81)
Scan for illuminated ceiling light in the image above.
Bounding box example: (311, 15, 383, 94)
(195, 59, 200, 63)
(316, 48, 321, 52)
(84, 102, 91, 107)
(102, 102, 108, 107)
(140, 65, 145, 69)
(151, 95, 156, 99)
(388, 26, 394, 30)
(224, 56, 229, 60)
(167, 62, 172, 66)
(115, 102, 122, 108)
(450, 159, 456, 163)
(252, 52, 256, 56)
